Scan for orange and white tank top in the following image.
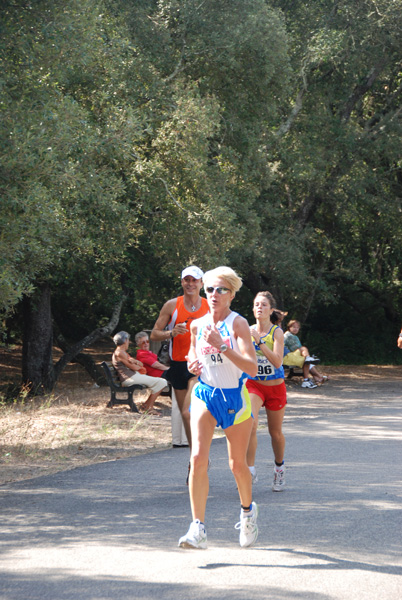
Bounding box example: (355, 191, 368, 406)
(168, 296, 209, 361)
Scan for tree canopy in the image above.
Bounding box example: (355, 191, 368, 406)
(1, 0, 401, 389)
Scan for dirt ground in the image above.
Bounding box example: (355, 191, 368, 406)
(1, 340, 401, 486)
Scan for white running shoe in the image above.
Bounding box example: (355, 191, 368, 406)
(249, 467, 258, 484)
(178, 519, 207, 549)
(272, 467, 286, 492)
(304, 356, 320, 364)
(235, 502, 259, 547)
(301, 379, 317, 388)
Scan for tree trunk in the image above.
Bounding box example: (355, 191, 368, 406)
(22, 282, 54, 394)
(55, 333, 106, 386)
(73, 353, 106, 386)
(51, 293, 128, 384)
(22, 285, 128, 394)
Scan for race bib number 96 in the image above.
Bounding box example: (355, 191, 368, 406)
(257, 355, 273, 376)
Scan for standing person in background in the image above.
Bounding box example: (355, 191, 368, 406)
(246, 292, 287, 491)
(179, 267, 258, 549)
(150, 266, 209, 452)
(398, 328, 402, 349)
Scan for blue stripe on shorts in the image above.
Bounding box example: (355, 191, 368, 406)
(192, 379, 250, 429)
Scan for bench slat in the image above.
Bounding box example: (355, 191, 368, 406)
(101, 361, 145, 413)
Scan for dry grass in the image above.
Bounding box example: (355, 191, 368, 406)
(0, 386, 174, 486)
(0, 341, 174, 486)
(1, 341, 401, 487)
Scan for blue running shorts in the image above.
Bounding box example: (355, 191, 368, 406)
(192, 379, 252, 429)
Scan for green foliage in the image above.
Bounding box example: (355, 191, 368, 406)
(268, 0, 402, 340)
(304, 298, 402, 366)
(1, 0, 401, 365)
(0, 0, 142, 319)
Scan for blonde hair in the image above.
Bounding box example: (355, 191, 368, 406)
(203, 266, 242, 294)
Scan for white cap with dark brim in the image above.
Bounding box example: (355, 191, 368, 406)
(181, 266, 204, 280)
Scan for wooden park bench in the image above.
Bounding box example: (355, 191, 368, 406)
(283, 355, 320, 379)
(101, 361, 145, 413)
(283, 364, 304, 379)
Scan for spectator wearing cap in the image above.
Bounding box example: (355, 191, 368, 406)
(150, 266, 209, 451)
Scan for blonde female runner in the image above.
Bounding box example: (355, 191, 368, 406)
(178, 267, 258, 549)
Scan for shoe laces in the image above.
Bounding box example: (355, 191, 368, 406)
(235, 509, 255, 531)
(274, 469, 284, 481)
(190, 520, 205, 538)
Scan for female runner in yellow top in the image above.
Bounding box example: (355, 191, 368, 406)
(246, 291, 287, 491)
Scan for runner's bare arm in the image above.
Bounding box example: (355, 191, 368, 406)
(186, 320, 202, 376)
(231, 316, 258, 377)
(150, 299, 177, 341)
(203, 316, 257, 377)
(255, 326, 284, 369)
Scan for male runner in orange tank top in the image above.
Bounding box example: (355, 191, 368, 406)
(151, 266, 209, 449)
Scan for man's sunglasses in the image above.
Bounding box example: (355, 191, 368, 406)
(205, 286, 230, 295)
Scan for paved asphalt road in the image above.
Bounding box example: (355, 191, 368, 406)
(1, 376, 401, 600)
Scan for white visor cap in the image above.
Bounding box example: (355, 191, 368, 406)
(181, 266, 204, 280)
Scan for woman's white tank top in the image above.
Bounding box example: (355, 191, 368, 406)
(195, 311, 243, 389)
